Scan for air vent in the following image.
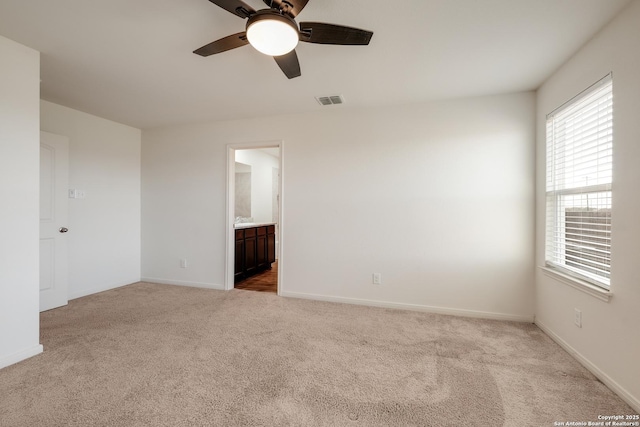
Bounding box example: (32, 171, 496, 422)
(315, 95, 345, 106)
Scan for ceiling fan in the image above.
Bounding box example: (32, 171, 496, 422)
(193, 0, 374, 79)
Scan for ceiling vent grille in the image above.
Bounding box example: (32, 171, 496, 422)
(315, 95, 345, 106)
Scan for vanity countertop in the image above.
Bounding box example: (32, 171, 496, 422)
(233, 222, 276, 229)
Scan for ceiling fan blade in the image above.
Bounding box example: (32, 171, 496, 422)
(193, 32, 249, 56)
(262, 0, 309, 18)
(299, 22, 373, 45)
(273, 50, 301, 79)
(208, 0, 256, 19)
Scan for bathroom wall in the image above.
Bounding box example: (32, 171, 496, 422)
(235, 149, 279, 224)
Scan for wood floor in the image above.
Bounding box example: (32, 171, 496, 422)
(234, 261, 277, 293)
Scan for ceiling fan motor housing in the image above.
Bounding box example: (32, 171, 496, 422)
(246, 10, 300, 56)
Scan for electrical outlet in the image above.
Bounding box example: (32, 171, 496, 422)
(69, 189, 86, 199)
(574, 308, 582, 328)
(372, 273, 382, 285)
(180, 259, 188, 268)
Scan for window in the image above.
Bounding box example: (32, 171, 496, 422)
(545, 74, 613, 289)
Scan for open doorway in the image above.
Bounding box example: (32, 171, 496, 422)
(225, 142, 282, 294)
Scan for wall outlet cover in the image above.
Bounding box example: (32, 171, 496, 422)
(574, 308, 582, 328)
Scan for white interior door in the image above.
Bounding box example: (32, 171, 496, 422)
(40, 131, 69, 312)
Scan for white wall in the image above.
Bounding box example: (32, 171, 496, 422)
(40, 101, 141, 299)
(142, 92, 535, 320)
(0, 36, 42, 368)
(535, 0, 640, 411)
(235, 149, 279, 224)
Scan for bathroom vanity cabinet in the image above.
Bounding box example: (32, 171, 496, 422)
(234, 223, 276, 283)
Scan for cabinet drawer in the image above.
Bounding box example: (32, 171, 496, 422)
(235, 229, 244, 240)
(257, 226, 267, 236)
(267, 225, 275, 234)
(244, 227, 256, 238)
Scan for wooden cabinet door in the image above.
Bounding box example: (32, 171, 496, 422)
(245, 228, 257, 275)
(257, 233, 267, 269)
(267, 227, 276, 264)
(234, 230, 244, 282)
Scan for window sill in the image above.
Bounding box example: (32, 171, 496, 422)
(539, 266, 612, 302)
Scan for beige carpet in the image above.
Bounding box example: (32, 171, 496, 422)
(0, 282, 634, 426)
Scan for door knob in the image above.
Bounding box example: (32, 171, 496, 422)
(59, 227, 69, 233)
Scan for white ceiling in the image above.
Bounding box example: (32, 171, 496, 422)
(0, 0, 632, 129)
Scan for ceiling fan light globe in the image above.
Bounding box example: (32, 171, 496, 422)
(246, 15, 299, 56)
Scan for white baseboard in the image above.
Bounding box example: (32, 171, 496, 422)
(279, 291, 535, 323)
(536, 319, 640, 413)
(0, 344, 43, 370)
(69, 278, 139, 300)
(140, 277, 224, 291)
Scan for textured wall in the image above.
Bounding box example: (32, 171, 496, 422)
(535, 0, 640, 411)
(142, 92, 535, 320)
(0, 36, 42, 368)
(40, 101, 142, 299)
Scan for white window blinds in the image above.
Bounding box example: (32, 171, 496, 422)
(545, 74, 613, 288)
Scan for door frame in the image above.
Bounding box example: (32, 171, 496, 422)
(225, 140, 283, 294)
